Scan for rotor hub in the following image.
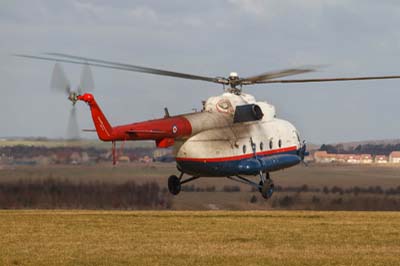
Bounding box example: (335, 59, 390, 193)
(68, 91, 79, 105)
(224, 72, 242, 94)
(229, 72, 239, 80)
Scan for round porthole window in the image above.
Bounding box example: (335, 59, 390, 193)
(269, 140, 273, 149)
(243, 145, 247, 154)
(278, 139, 282, 148)
(260, 142, 264, 151)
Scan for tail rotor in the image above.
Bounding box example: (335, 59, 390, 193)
(50, 62, 95, 139)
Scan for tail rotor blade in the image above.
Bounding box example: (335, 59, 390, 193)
(66, 106, 80, 140)
(51, 63, 71, 95)
(79, 63, 95, 93)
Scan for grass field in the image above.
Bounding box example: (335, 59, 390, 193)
(0, 211, 399, 266)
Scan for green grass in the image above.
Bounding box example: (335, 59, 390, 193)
(1, 211, 399, 265)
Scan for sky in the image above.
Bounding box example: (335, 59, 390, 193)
(1, 0, 400, 144)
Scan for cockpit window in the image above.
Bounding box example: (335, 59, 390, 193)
(295, 131, 301, 142)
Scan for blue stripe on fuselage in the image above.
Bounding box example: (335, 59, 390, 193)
(176, 149, 301, 177)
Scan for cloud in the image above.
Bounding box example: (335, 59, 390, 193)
(228, 0, 269, 16)
(72, 1, 159, 26)
(2, 0, 400, 142)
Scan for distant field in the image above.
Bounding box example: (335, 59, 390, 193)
(1, 163, 399, 187)
(0, 210, 399, 266)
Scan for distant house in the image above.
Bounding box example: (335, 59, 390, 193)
(375, 155, 388, 164)
(118, 155, 130, 163)
(55, 151, 70, 164)
(335, 154, 348, 163)
(139, 155, 153, 164)
(360, 154, 373, 164)
(32, 155, 51, 166)
(347, 154, 361, 164)
(314, 151, 336, 163)
(70, 152, 82, 165)
(389, 151, 400, 163)
(314, 151, 394, 165)
(304, 153, 314, 163)
(81, 152, 90, 163)
(153, 149, 171, 159)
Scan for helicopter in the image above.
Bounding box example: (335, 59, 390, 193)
(15, 53, 400, 199)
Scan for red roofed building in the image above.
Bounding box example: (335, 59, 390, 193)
(314, 151, 336, 163)
(335, 154, 348, 163)
(360, 154, 373, 164)
(389, 151, 400, 163)
(347, 154, 361, 164)
(375, 155, 388, 164)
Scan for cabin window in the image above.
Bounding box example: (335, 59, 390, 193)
(242, 145, 247, 154)
(278, 139, 282, 148)
(269, 140, 273, 149)
(260, 142, 264, 151)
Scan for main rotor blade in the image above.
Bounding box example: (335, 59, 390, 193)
(50, 62, 71, 94)
(256, 75, 400, 84)
(46, 52, 227, 84)
(239, 67, 316, 85)
(14, 54, 154, 72)
(79, 63, 95, 93)
(15, 54, 226, 84)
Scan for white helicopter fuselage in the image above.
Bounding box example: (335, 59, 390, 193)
(175, 92, 303, 176)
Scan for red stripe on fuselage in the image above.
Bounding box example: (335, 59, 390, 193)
(176, 145, 298, 163)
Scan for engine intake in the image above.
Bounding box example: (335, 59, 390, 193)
(233, 104, 264, 123)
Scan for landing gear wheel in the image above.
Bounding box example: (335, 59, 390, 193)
(261, 179, 274, 199)
(168, 175, 181, 195)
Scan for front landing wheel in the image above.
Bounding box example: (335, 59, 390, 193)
(261, 179, 274, 199)
(168, 175, 181, 195)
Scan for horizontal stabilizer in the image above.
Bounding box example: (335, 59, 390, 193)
(82, 129, 97, 132)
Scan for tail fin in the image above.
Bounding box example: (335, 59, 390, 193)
(78, 93, 113, 141)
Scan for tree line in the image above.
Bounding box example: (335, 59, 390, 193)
(0, 145, 155, 161)
(0, 178, 172, 209)
(319, 143, 400, 156)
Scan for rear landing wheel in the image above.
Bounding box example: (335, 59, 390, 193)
(260, 179, 274, 199)
(168, 175, 181, 195)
